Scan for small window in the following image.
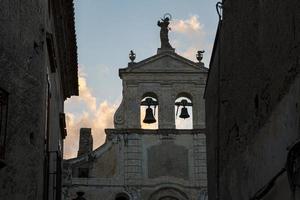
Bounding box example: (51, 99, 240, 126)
(0, 87, 9, 168)
(46, 33, 57, 73)
(78, 168, 89, 178)
(59, 113, 67, 139)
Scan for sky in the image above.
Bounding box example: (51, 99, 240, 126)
(64, 0, 219, 159)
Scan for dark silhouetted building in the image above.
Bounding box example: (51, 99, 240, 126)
(205, 1, 300, 199)
(0, 1, 78, 199)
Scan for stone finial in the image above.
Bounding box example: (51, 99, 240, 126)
(129, 50, 136, 63)
(196, 50, 205, 62)
(77, 128, 93, 157)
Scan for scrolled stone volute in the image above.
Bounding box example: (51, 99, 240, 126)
(114, 99, 125, 128)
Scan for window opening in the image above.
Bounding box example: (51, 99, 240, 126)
(78, 168, 89, 178)
(59, 113, 67, 139)
(140, 94, 158, 129)
(175, 97, 193, 129)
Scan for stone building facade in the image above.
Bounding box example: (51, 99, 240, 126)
(0, 1, 78, 200)
(63, 29, 208, 199)
(205, 1, 300, 200)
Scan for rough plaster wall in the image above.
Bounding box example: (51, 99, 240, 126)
(206, 0, 300, 199)
(261, 172, 293, 200)
(219, 78, 300, 199)
(0, 1, 47, 200)
(147, 141, 189, 180)
(91, 145, 117, 178)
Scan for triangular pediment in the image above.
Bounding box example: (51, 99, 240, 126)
(121, 52, 208, 74)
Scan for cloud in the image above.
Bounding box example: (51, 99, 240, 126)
(91, 101, 117, 149)
(170, 15, 211, 65)
(171, 15, 204, 34)
(181, 47, 199, 62)
(63, 71, 118, 159)
(66, 68, 97, 111)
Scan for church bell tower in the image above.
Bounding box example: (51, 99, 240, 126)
(114, 16, 207, 130)
(64, 14, 209, 200)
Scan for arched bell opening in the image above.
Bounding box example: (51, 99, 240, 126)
(115, 192, 130, 200)
(175, 96, 193, 129)
(149, 187, 188, 200)
(159, 197, 179, 200)
(140, 93, 159, 129)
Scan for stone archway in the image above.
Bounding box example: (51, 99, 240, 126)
(159, 197, 179, 200)
(149, 187, 188, 200)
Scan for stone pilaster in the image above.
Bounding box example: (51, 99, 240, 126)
(158, 85, 175, 129)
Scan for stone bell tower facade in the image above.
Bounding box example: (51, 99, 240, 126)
(114, 48, 206, 130)
(63, 16, 208, 200)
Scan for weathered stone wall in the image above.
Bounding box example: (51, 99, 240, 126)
(0, 1, 47, 199)
(63, 130, 208, 200)
(204, 24, 220, 200)
(205, 0, 300, 199)
(0, 1, 78, 199)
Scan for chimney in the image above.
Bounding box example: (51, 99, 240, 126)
(77, 128, 93, 157)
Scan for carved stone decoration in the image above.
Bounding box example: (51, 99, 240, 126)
(196, 50, 205, 62)
(106, 133, 116, 141)
(114, 99, 125, 128)
(129, 50, 136, 63)
(73, 191, 86, 200)
(197, 190, 208, 200)
(124, 186, 141, 200)
(62, 165, 72, 183)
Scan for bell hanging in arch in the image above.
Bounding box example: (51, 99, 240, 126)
(143, 106, 156, 124)
(179, 106, 190, 119)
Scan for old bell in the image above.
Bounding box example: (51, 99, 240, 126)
(143, 106, 156, 124)
(179, 106, 190, 119)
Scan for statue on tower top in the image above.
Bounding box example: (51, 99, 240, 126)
(157, 13, 173, 49)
